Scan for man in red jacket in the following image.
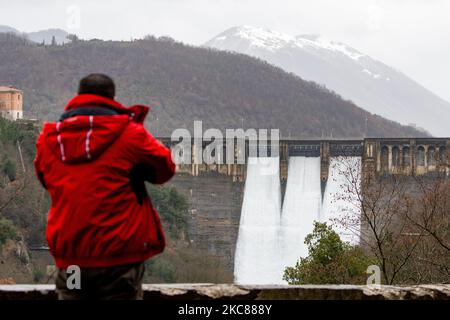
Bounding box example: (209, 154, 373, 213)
(34, 74, 175, 300)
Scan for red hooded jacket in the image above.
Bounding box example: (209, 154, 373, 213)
(34, 94, 175, 268)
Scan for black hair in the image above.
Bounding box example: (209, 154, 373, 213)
(78, 73, 116, 99)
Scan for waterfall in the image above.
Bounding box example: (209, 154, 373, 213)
(321, 156, 361, 245)
(233, 157, 282, 285)
(234, 155, 362, 284)
(279, 157, 321, 279)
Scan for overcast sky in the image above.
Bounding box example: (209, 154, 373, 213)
(1, 0, 449, 101)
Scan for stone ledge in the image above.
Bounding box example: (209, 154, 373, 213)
(0, 284, 449, 300)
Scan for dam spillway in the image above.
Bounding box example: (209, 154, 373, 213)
(279, 157, 322, 280)
(321, 157, 362, 245)
(234, 156, 362, 285)
(155, 136, 449, 283)
(233, 157, 282, 285)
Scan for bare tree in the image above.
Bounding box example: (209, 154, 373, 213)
(402, 156, 450, 280)
(335, 152, 450, 284)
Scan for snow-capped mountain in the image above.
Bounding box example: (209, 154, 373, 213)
(205, 26, 450, 137)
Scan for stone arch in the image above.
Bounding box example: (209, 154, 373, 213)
(392, 146, 400, 168)
(403, 146, 410, 166)
(381, 145, 389, 172)
(428, 146, 436, 166)
(439, 146, 446, 164)
(417, 146, 425, 166)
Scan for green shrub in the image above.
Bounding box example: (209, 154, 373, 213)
(147, 184, 188, 235)
(0, 117, 38, 159)
(2, 156, 17, 181)
(0, 218, 20, 245)
(33, 269, 45, 283)
(283, 222, 373, 285)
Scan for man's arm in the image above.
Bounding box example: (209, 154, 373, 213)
(128, 124, 175, 185)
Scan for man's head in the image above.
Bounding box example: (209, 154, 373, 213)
(78, 73, 116, 99)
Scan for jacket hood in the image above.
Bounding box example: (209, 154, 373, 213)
(43, 115, 130, 163)
(64, 94, 150, 124)
(42, 94, 150, 164)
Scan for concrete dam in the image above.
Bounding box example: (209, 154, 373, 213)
(160, 137, 449, 284)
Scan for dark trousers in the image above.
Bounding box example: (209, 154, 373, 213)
(55, 262, 145, 300)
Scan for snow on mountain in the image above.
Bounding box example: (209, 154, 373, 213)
(229, 25, 294, 51)
(205, 26, 450, 137)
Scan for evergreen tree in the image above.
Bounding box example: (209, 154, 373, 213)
(283, 222, 373, 284)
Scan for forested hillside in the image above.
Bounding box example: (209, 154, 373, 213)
(0, 118, 44, 283)
(0, 33, 424, 138)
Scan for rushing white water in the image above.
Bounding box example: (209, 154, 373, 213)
(321, 156, 361, 244)
(234, 155, 362, 284)
(280, 157, 322, 277)
(234, 157, 282, 285)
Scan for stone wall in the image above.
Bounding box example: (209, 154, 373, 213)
(1, 284, 449, 300)
(168, 172, 245, 271)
